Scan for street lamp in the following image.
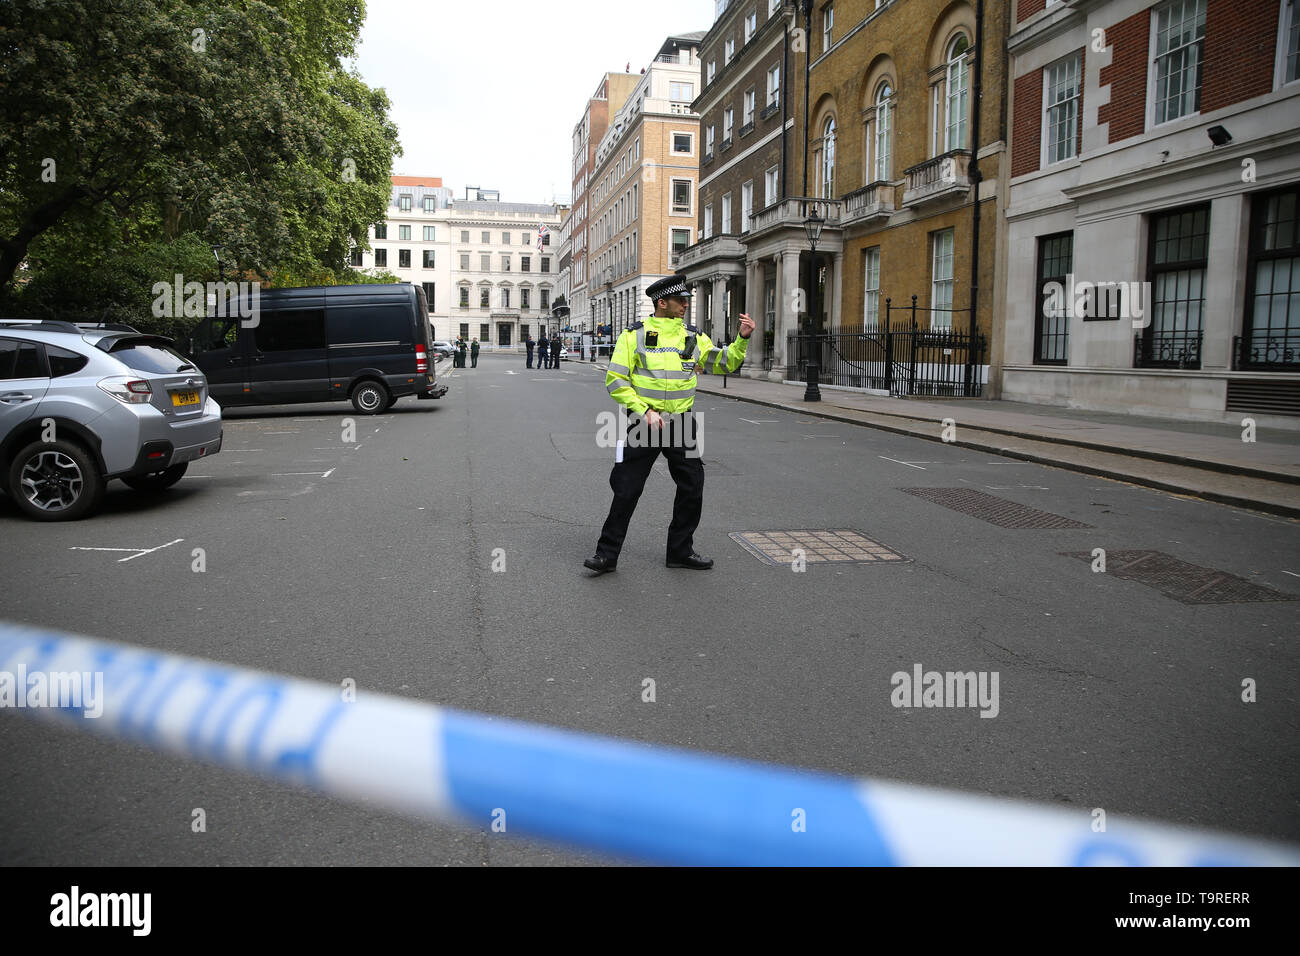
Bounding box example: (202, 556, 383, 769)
(211, 245, 225, 283)
(802, 204, 824, 401)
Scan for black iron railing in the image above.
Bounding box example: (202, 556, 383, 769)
(1233, 332, 1300, 370)
(1134, 330, 1203, 369)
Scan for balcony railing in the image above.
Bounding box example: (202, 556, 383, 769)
(749, 197, 842, 237)
(674, 234, 746, 271)
(739, 121, 754, 137)
(1233, 332, 1300, 370)
(1134, 330, 1203, 370)
(760, 101, 779, 120)
(902, 150, 972, 207)
(842, 182, 895, 227)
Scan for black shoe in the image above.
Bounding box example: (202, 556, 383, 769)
(666, 553, 713, 570)
(583, 554, 618, 574)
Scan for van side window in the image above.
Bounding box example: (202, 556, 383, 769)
(254, 309, 326, 351)
(0, 339, 44, 379)
(329, 304, 412, 345)
(195, 317, 239, 352)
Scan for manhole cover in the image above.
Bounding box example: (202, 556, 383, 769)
(900, 487, 1093, 529)
(729, 530, 910, 566)
(1061, 550, 1300, 605)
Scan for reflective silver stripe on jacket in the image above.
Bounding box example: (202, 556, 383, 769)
(633, 385, 696, 401)
(607, 362, 631, 376)
(703, 348, 722, 369)
(607, 379, 631, 395)
(634, 326, 647, 363)
(632, 366, 694, 381)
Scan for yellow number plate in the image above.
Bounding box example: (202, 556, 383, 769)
(171, 390, 200, 407)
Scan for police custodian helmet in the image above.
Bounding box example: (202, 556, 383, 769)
(645, 274, 693, 301)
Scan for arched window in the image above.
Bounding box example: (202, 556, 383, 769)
(944, 34, 970, 151)
(821, 116, 837, 199)
(874, 81, 893, 182)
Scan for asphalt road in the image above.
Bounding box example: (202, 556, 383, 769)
(1, 350, 1297, 864)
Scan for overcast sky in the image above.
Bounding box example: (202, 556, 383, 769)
(351, 0, 716, 205)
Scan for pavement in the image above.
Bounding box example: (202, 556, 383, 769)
(685, 372, 1300, 520)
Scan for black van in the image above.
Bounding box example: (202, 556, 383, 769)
(188, 283, 448, 414)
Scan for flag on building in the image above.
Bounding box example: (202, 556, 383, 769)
(537, 223, 549, 251)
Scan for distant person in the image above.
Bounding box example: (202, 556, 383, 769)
(550, 335, 561, 369)
(525, 334, 536, 368)
(538, 332, 550, 370)
(470, 337, 480, 368)
(456, 337, 467, 369)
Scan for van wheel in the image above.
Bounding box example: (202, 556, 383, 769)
(7, 439, 105, 521)
(350, 381, 390, 414)
(122, 462, 188, 492)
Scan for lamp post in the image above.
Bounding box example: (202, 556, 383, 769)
(212, 245, 225, 283)
(802, 204, 824, 401)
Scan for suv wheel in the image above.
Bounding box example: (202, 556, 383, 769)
(121, 462, 188, 492)
(350, 380, 390, 414)
(7, 439, 105, 521)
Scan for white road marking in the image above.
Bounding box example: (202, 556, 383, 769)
(264, 431, 298, 435)
(70, 538, 185, 564)
(880, 456, 927, 470)
(322, 468, 336, 479)
(273, 471, 333, 477)
(739, 418, 779, 424)
(1283, 571, 1300, 578)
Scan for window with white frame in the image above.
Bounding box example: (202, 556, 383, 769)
(767, 65, 780, 107)
(707, 60, 716, 84)
(745, 11, 757, 41)
(400, 195, 412, 211)
(672, 179, 692, 215)
(765, 166, 779, 205)
(670, 81, 694, 102)
(673, 132, 693, 154)
(823, 3, 834, 52)
(481, 231, 491, 243)
(721, 192, 732, 233)
(423, 226, 436, 241)
(480, 288, 490, 308)
(501, 255, 511, 272)
(1281, 0, 1299, 85)
(1044, 53, 1081, 164)
(874, 80, 893, 181)
(460, 230, 469, 242)
(724, 107, 734, 141)
(931, 229, 955, 328)
(703, 203, 714, 239)
(725, 37, 735, 63)
(480, 254, 490, 271)
(741, 181, 753, 233)
(1152, 0, 1205, 124)
(501, 288, 510, 308)
(502, 232, 511, 244)
(671, 228, 691, 255)
(399, 224, 411, 240)
(423, 249, 435, 269)
(706, 125, 716, 155)
(863, 247, 881, 326)
(460, 287, 470, 308)
(770, 0, 780, 13)
(744, 89, 756, 125)
(936, 34, 971, 153)
(819, 116, 836, 199)
(460, 253, 470, 271)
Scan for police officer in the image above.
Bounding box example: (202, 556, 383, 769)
(584, 273, 754, 574)
(525, 333, 536, 368)
(538, 331, 550, 370)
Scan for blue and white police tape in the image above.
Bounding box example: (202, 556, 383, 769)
(1, 620, 1296, 866)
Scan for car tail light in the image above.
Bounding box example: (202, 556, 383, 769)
(97, 376, 153, 404)
(415, 344, 428, 373)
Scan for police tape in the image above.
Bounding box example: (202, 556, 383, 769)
(1, 620, 1296, 866)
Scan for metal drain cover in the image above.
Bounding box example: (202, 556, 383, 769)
(729, 530, 910, 566)
(1061, 550, 1300, 605)
(900, 487, 1093, 529)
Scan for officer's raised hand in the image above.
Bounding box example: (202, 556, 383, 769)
(644, 409, 664, 429)
(738, 313, 755, 338)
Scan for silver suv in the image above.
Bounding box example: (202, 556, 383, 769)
(0, 321, 223, 520)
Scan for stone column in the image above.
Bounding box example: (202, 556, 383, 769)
(831, 251, 844, 333)
(711, 274, 727, 340)
(745, 260, 764, 375)
(776, 249, 802, 378)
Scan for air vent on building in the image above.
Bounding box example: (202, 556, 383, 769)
(1225, 380, 1300, 417)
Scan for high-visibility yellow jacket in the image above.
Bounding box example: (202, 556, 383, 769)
(606, 314, 748, 415)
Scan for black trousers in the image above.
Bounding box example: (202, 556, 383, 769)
(595, 415, 704, 561)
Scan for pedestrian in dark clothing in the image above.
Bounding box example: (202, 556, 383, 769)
(525, 335, 535, 368)
(550, 336, 561, 369)
(538, 333, 550, 370)
(470, 337, 480, 368)
(456, 338, 467, 368)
